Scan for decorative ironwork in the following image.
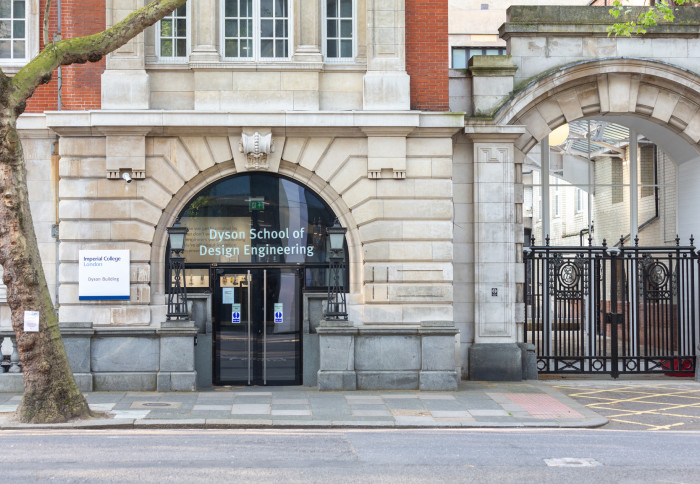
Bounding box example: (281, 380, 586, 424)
(324, 219, 348, 320)
(524, 241, 698, 377)
(167, 219, 189, 321)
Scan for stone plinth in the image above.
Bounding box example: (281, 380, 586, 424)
(317, 320, 459, 391)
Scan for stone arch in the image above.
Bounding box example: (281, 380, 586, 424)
(149, 158, 361, 304)
(495, 58, 700, 158)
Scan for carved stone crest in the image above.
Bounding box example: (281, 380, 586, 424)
(239, 132, 274, 170)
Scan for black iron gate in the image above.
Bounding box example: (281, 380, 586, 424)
(524, 237, 698, 377)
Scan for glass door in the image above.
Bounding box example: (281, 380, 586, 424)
(213, 267, 302, 385)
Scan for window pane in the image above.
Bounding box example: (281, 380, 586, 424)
(327, 0, 337, 17)
(0, 40, 9, 57)
(261, 39, 273, 57)
(175, 5, 186, 16)
(340, 19, 351, 37)
(13, 0, 24, 18)
(225, 39, 238, 57)
(12, 19, 23, 38)
(160, 18, 172, 37)
(275, 19, 287, 37)
(0, 0, 10, 18)
(340, 0, 352, 17)
(327, 39, 337, 57)
(276, 39, 287, 57)
(225, 19, 238, 37)
(241, 0, 252, 17)
(0, 20, 10, 38)
(275, 0, 288, 16)
(485, 48, 500, 55)
(241, 39, 253, 57)
(160, 39, 172, 57)
(225, 0, 237, 16)
(261, 19, 273, 37)
(176, 18, 186, 37)
(452, 48, 466, 69)
(240, 19, 251, 37)
(261, 0, 273, 17)
(327, 19, 336, 37)
(176, 39, 186, 57)
(340, 39, 351, 57)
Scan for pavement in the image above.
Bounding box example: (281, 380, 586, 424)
(0, 380, 607, 430)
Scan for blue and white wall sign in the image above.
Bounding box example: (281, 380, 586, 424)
(274, 303, 283, 324)
(78, 250, 130, 300)
(232, 303, 241, 324)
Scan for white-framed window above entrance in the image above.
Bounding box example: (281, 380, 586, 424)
(221, 0, 291, 61)
(323, 0, 355, 62)
(156, 3, 190, 61)
(0, 0, 27, 63)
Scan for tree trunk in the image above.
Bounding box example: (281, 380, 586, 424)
(0, 98, 91, 423)
(0, 0, 186, 423)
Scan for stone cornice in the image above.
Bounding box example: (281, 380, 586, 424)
(501, 6, 700, 39)
(41, 111, 465, 137)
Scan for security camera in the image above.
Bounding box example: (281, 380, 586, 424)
(122, 172, 132, 183)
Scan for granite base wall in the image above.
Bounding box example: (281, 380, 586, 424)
(317, 320, 460, 391)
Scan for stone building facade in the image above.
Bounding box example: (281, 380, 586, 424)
(2, 3, 699, 390)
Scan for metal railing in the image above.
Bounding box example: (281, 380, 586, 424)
(524, 236, 698, 376)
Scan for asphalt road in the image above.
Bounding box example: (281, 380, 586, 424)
(549, 379, 700, 431)
(2, 428, 700, 483)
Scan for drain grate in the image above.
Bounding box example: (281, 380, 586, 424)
(130, 401, 182, 409)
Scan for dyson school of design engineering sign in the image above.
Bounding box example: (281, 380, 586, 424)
(78, 250, 130, 300)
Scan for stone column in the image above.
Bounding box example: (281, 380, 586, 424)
(102, 0, 150, 109)
(466, 127, 527, 381)
(363, 0, 410, 110)
(190, 0, 220, 62)
(293, 0, 323, 63)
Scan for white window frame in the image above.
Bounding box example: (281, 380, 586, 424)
(322, 0, 356, 63)
(155, 2, 191, 62)
(220, 0, 293, 62)
(0, 0, 38, 69)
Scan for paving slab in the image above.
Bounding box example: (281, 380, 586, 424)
(0, 380, 607, 429)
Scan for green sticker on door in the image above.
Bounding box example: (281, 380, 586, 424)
(274, 303, 283, 324)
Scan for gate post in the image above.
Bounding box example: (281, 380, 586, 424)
(605, 313, 620, 379)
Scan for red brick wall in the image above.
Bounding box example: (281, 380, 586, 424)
(405, 0, 449, 111)
(25, 0, 105, 113)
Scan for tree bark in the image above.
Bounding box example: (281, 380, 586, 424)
(0, 0, 187, 423)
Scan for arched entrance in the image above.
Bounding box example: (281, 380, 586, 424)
(168, 173, 346, 385)
(492, 59, 700, 376)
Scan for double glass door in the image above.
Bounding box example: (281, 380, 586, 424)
(214, 267, 302, 385)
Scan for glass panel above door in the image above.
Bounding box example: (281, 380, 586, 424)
(177, 173, 341, 264)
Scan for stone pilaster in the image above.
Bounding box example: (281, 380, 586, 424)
(293, 0, 324, 63)
(190, 0, 220, 62)
(363, 0, 410, 110)
(102, 0, 150, 109)
(466, 126, 527, 380)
